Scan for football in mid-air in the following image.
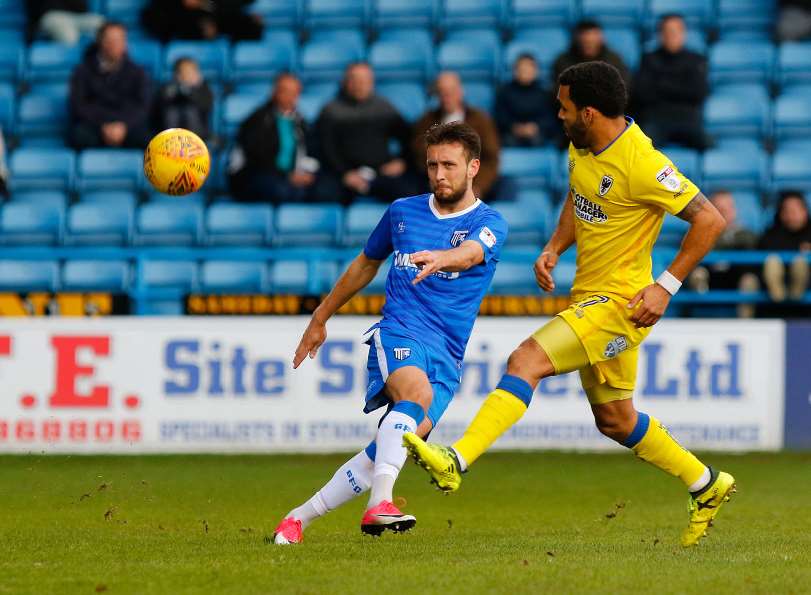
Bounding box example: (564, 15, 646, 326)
(143, 128, 210, 195)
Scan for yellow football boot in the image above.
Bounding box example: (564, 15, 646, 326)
(681, 468, 737, 547)
(402, 432, 462, 492)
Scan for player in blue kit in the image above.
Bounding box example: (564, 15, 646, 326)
(272, 122, 508, 544)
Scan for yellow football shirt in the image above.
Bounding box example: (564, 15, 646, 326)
(567, 118, 699, 300)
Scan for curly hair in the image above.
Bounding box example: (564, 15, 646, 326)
(558, 61, 627, 118)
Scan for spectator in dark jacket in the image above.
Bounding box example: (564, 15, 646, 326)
(316, 62, 419, 202)
(25, 0, 104, 44)
(760, 191, 811, 302)
(412, 72, 504, 199)
(142, 0, 262, 42)
(229, 73, 332, 204)
(634, 14, 709, 149)
(495, 53, 554, 147)
(68, 22, 152, 149)
(552, 20, 631, 92)
(154, 57, 213, 141)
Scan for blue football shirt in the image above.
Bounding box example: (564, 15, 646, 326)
(364, 193, 508, 360)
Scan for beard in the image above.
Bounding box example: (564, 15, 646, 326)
(431, 181, 468, 205)
(563, 118, 589, 149)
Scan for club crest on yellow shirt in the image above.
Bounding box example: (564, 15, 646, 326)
(598, 175, 614, 196)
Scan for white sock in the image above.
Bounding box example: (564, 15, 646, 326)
(287, 449, 374, 528)
(688, 466, 712, 493)
(367, 408, 420, 508)
(452, 447, 468, 472)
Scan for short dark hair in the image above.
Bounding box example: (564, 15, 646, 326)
(96, 20, 126, 42)
(658, 13, 685, 30)
(574, 19, 602, 34)
(424, 121, 481, 162)
(172, 56, 197, 73)
(514, 52, 537, 65)
(558, 61, 627, 118)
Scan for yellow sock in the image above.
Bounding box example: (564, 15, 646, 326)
(626, 413, 706, 487)
(453, 385, 529, 467)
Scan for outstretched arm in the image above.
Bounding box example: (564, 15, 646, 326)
(628, 192, 726, 327)
(293, 253, 383, 368)
(535, 192, 576, 292)
(410, 240, 485, 284)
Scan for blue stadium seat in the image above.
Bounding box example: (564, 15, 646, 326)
(709, 41, 775, 86)
(0, 40, 22, 82)
(774, 91, 811, 141)
(704, 86, 770, 141)
(164, 40, 229, 82)
(505, 28, 569, 79)
(702, 145, 768, 193)
(77, 149, 143, 192)
(660, 147, 701, 188)
(274, 203, 342, 246)
(231, 34, 297, 82)
(377, 27, 432, 46)
(777, 43, 811, 88)
(437, 30, 500, 82)
(500, 147, 558, 191)
(489, 261, 537, 294)
(9, 191, 68, 209)
(205, 202, 273, 245)
(105, 0, 149, 28)
(603, 28, 640, 71)
(508, 0, 577, 29)
(0, 82, 14, 134)
(658, 214, 689, 247)
(464, 81, 494, 113)
(718, 0, 776, 34)
(135, 202, 202, 245)
(343, 202, 387, 246)
(141, 260, 198, 291)
(771, 146, 811, 194)
(369, 38, 432, 82)
(9, 147, 75, 192)
(440, 0, 504, 31)
(362, 258, 390, 293)
(79, 190, 138, 210)
(62, 260, 131, 291)
(299, 31, 365, 82)
(200, 260, 268, 293)
(0, 260, 59, 291)
(65, 202, 132, 246)
(303, 0, 367, 31)
(0, 0, 24, 29)
(271, 260, 339, 294)
(297, 82, 338, 122)
(251, 0, 301, 27)
(0, 202, 62, 245)
(646, 0, 713, 33)
(127, 39, 162, 81)
(581, 0, 645, 28)
(372, 0, 435, 30)
(496, 202, 548, 246)
(26, 42, 84, 83)
(16, 90, 69, 142)
(732, 191, 766, 233)
(222, 93, 266, 137)
(377, 82, 427, 122)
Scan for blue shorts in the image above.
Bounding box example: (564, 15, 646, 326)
(362, 324, 462, 428)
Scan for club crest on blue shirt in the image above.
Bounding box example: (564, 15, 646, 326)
(393, 347, 411, 360)
(598, 175, 614, 196)
(397, 221, 405, 233)
(450, 230, 469, 247)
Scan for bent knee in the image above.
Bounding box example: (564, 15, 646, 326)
(505, 338, 555, 385)
(594, 414, 636, 442)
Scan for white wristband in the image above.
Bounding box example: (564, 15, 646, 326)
(656, 270, 682, 296)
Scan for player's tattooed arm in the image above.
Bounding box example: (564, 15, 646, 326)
(675, 192, 709, 222)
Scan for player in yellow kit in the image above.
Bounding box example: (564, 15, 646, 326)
(403, 61, 736, 547)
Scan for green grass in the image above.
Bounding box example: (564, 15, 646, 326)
(1, 452, 810, 594)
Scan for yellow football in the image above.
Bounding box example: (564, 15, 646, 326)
(143, 128, 210, 195)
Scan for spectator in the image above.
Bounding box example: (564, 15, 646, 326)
(69, 22, 152, 150)
(412, 72, 503, 199)
(687, 191, 760, 317)
(316, 62, 419, 202)
(777, 0, 811, 41)
(759, 191, 811, 302)
(229, 73, 331, 204)
(0, 126, 8, 197)
(142, 0, 262, 42)
(25, 1, 104, 45)
(154, 57, 213, 141)
(552, 20, 631, 91)
(633, 14, 709, 149)
(495, 53, 554, 147)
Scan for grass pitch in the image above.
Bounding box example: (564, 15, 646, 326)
(1, 452, 810, 594)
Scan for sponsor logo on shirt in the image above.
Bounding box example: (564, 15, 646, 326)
(392, 251, 460, 280)
(572, 188, 608, 223)
(479, 226, 497, 248)
(598, 175, 614, 196)
(655, 164, 681, 192)
(450, 230, 469, 247)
